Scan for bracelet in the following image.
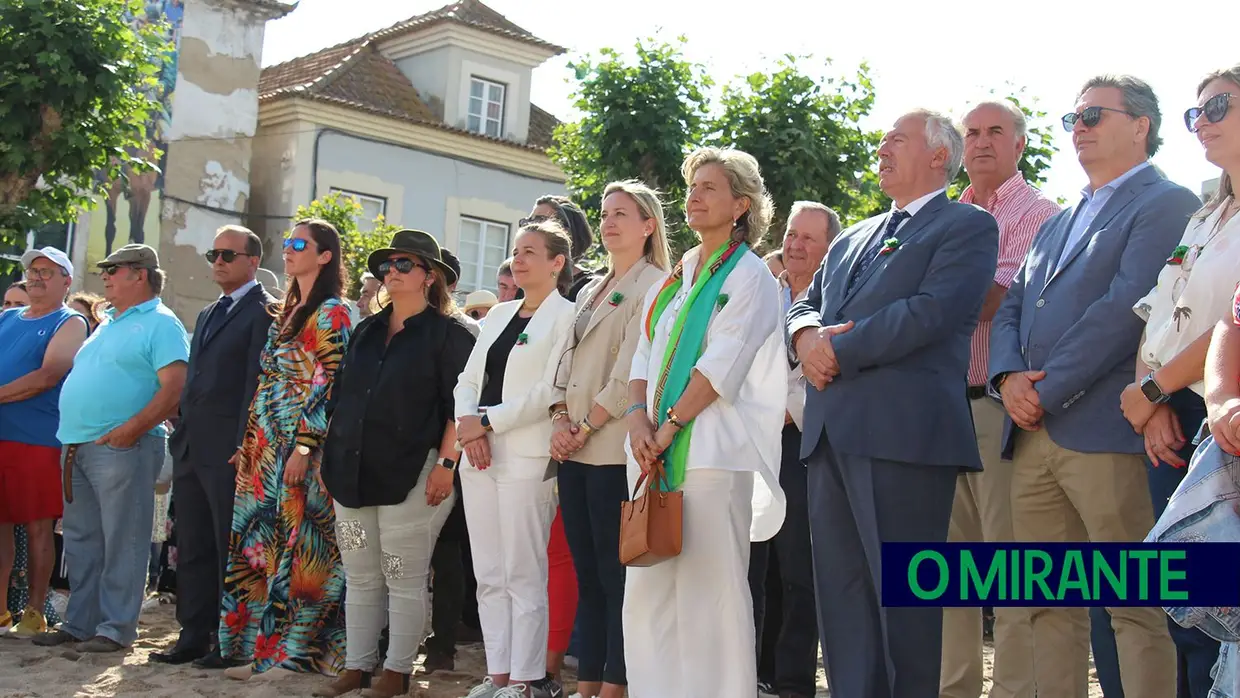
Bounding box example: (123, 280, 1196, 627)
(578, 419, 596, 436)
(551, 409, 571, 423)
(666, 408, 687, 430)
(625, 402, 647, 417)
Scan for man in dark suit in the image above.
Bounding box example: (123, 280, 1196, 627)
(988, 75, 1200, 698)
(151, 225, 274, 666)
(788, 109, 999, 698)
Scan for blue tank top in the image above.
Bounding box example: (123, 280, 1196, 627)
(0, 306, 86, 448)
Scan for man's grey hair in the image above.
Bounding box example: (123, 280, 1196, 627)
(1078, 74, 1163, 156)
(908, 109, 965, 184)
(788, 201, 843, 239)
(144, 267, 165, 295)
(360, 271, 377, 284)
(963, 99, 1028, 140)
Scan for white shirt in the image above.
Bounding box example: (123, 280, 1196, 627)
(780, 274, 809, 430)
(220, 279, 257, 312)
(1056, 161, 1152, 272)
(628, 246, 788, 542)
(1134, 203, 1240, 397)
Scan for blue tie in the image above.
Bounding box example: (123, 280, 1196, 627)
(201, 295, 234, 343)
(846, 210, 910, 294)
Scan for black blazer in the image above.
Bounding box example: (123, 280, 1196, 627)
(169, 283, 275, 476)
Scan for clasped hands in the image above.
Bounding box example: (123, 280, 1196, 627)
(794, 322, 854, 390)
(999, 370, 1046, 431)
(627, 411, 677, 475)
(1119, 379, 1186, 468)
(456, 414, 491, 470)
(550, 417, 589, 462)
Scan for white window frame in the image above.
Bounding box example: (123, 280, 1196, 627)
(467, 77, 506, 138)
(330, 188, 387, 232)
(1, 222, 76, 265)
(456, 216, 510, 293)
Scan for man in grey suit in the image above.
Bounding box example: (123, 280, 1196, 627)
(788, 109, 999, 698)
(153, 225, 274, 667)
(988, 75, 1201, 698)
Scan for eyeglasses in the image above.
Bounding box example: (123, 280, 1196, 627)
(205, 249, 252, 263)
(283, 237, 311, 252)
(377, 258, 428, 276)
(467, 309, 485, 320)
(98, 263, 140, 276)
(1185, 93, 1234, 133)
(1061, 106, 1139, 132)
(24, 267, 64, 281)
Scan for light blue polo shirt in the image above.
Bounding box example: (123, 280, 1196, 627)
(57, 298, 190, 444)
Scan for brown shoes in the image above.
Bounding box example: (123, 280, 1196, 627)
(361, 669, 411, 698)
(313, 669, 371, 697)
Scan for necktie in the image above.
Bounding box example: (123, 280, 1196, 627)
(201, 295, 234, 343)
(846, 210, 911, 294)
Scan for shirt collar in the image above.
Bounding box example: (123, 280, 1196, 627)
(897, 188, 946, 218)
(106, 297, 161, 322)
(960, 172, 1029, 210)
(221, 279, 258, 305)
(1080, 160, 1151, 201)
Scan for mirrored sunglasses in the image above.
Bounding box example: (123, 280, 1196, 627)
(1185, 93, 1234, 133)
(283, 237, 310, 252)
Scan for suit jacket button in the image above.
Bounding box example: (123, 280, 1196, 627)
(611, 346, 618, 355)
(1036, 299, 1046, 308)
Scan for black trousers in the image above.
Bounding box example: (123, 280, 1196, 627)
(558, 460, 628, 685)
(426, 470, 477, 656)
(749, 425, 819, 697)
(171, 464, 236, 648)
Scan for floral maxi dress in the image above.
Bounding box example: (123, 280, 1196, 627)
(218, 299, 352, 675)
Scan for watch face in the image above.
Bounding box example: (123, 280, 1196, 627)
(1141, 378, 1164, 402)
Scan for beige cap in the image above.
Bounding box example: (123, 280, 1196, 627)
(464, 289, 498, 311)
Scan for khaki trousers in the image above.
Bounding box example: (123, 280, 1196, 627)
(940, 398, 1034, 698)
(1009, 428, 1175, 698)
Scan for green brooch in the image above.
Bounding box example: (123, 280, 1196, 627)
(879, 238, 902, 256)
(608, 291, 624, 307)
(716, 294, 730, 309)
(516, 332, 529, 346)
(1166, 245, 1189, 266)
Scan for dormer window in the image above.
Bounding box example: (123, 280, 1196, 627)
(468, 77, 505, 138)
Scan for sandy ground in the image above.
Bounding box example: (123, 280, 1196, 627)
(0, 602, 1103, 697)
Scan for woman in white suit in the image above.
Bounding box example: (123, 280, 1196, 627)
(454, 219, 577, 698)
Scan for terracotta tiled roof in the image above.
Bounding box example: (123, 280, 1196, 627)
(258, 0, 563, 154)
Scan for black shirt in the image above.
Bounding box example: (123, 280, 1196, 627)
(479, 312, 531, 408)
(322, 305, 475, 509)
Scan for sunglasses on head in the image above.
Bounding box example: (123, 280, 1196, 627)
(283, 237, 311, 252)
(205, 249, 250, 263)
(377, 257, 428, 276)
(1185, 93, 1234, 133)
(1061, 105, 1138, 132)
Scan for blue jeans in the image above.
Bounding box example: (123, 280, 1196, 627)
(61, 436, 163, 646)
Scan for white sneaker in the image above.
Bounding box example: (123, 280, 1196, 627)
(464, 677, 502, 698)
(493, 684, 528, 698)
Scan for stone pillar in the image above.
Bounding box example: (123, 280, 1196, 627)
(159, 0, 294, 329)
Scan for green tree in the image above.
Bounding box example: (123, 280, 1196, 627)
(0, 0, 166, 255)
(709, 57, 885, 250)
(294, 191, 399, 296)
(949, 89, 1060, 198)
(550, 37, 713, 257)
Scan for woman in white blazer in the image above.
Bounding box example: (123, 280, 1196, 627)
(454, 219, 577, 698)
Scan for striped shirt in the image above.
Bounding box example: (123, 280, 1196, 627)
(961, 173, 1061, 386)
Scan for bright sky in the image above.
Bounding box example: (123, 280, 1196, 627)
(262, 0, 1240, 206)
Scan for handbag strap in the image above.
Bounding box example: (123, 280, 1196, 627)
(630, 460, 671, 499)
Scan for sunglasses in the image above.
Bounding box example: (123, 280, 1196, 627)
(205, 249, 252, 263)
(377, 257, 428, 277)
(1061, 106, 1139, 132)
(283, 237, 311, 252)
(1185, 93, 1234, 133)
(98, 263, 140, 276)
(467, 309, 485, 320)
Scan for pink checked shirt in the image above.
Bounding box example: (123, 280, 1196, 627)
(961, 173, 1062, 386)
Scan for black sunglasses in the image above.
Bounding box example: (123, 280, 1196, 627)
(1185, 93, 1234, 133)
(377, 257, 428, 276)
(205, 249, 252, 264)
(1061, 106, 1139, 132)
(98, 263, 139, 276)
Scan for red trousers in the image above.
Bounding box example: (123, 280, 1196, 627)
(547, 506, 578, 653)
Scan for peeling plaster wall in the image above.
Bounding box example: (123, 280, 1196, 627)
(248, 119, 312, 266)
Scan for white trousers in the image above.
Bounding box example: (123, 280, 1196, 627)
(460, 456, 557, 681)
(623, 468, 757, 698)
(335, 460, 455, 674)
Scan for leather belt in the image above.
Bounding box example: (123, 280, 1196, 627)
(62, 444, 80, 503)
(967, 385, 989, 400)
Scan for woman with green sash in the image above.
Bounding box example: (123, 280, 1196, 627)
(622, 147, 789, 696)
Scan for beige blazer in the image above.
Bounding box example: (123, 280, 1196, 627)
(558, 259, 667, 465)
(455, 294, 576, 466)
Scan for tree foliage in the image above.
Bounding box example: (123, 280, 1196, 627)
(0, 0, 167, 251)
(294, 192, 399, 296)
(549, 37, 713, 256)
(711, 57, 884, 250)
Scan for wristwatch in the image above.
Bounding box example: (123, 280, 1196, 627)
(438, 457, 457, 472)
(481, 414, 493, 432)
(1140, 372, 1172, 404)
(296, 444, 311, 456)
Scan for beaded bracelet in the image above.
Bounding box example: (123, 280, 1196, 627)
(624, 402, 647, 417)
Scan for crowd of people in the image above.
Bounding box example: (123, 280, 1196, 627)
(1, 64, 1239, 698)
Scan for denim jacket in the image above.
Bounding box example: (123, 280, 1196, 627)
(1143, 434, 1240, 697)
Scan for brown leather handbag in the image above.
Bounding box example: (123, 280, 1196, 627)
(619, 461, 683, 567)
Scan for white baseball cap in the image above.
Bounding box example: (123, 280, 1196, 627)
(21, 246, 74, 279)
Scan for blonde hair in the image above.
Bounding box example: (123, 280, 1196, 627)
(601, 180, 672, 271)
(681, 147, 774, 246)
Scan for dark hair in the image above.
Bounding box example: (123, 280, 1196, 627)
(217, 224, 263, 259)
(1196, 65, 1240, 219)
(498, 258, 513, 278)
(534, 195, 594, 262)
(1079, 74, 1163, 156)
(277, 218, 346, 342)
(68, 291, 104, 327)
(517, 220, 574, 295)
(440, 248, 462, 282)
(8, 280, 27, 292)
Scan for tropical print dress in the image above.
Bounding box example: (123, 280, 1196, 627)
(218, 298, 352, 675)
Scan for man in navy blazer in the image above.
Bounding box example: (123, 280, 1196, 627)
(988, 75, 1201, 698)
(788, 109, 998, 698)
(153, 226, 274, 667)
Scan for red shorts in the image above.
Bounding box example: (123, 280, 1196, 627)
(0, 440, 64, 524)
